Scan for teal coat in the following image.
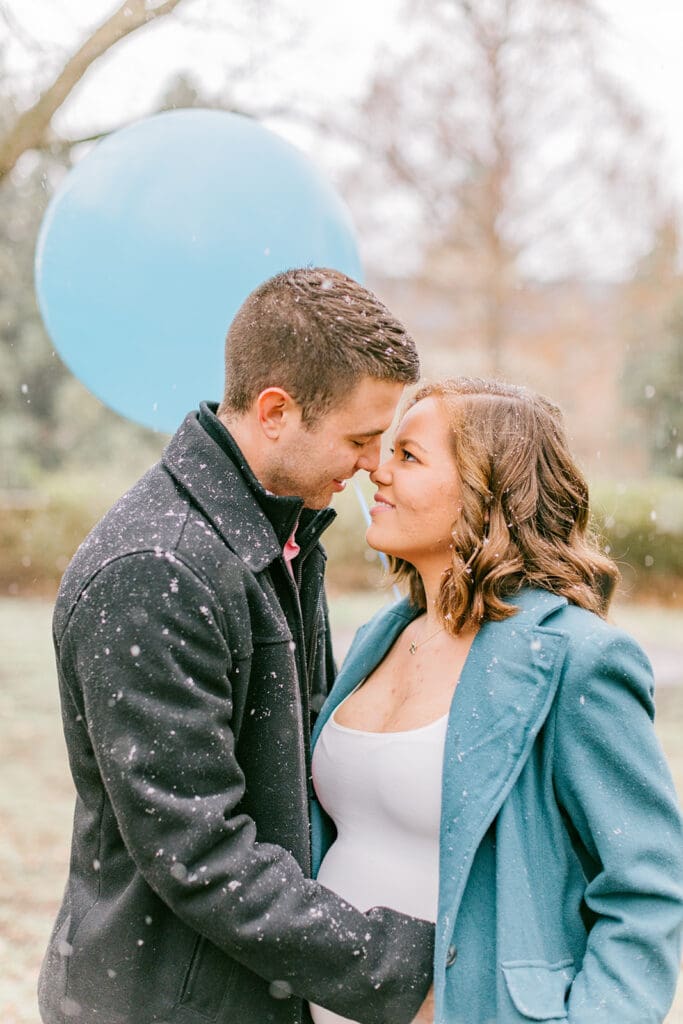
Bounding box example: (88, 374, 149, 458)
(310, 589, 683, 1023)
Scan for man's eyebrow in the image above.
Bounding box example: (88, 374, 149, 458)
(395, 436, 428, 453)
(349, 428, 384, 438)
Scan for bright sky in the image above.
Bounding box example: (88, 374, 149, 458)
(599, 2, 683, 188)
(3, 1, 682, 151)
(3, 1, 403, 136)
(4, 0, 683, 263)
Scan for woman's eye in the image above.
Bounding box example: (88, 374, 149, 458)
(390, 446, 416, 462)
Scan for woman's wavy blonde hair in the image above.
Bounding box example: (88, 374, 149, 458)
(390, 378, 619, 633)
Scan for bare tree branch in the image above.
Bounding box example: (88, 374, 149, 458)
(28, 103, 340, 165)
(343, 0, 664, 373)
(0, 0, 187, 181)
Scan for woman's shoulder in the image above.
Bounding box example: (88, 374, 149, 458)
(546, 598, 643, 654)
(546, 599, 614, 640)
(542, 598, 655, 710)
(511, 587, 653, 685)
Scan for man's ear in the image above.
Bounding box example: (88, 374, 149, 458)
(255, 388, 299, 440)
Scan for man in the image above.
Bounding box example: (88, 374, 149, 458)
(39, 268, 435, 1024)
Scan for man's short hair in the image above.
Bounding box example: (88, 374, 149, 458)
(219, 268, 419, 424)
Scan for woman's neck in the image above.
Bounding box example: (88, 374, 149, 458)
(414, 557, 451, 628)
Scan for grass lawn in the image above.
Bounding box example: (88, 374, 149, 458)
(1, 593, 682, 1023)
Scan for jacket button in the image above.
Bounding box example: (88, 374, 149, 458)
(446, 944, 458, 967)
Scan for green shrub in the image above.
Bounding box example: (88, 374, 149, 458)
(590, 477, 683, 602)
(0, 473, 139, 595)
(3, 473, 681, 603)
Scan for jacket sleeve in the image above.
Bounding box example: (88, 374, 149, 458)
(552, 626, 683, 1023)
(60, 551, 434, 1024)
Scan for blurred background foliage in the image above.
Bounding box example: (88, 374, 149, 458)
(1, 0, 682, 604)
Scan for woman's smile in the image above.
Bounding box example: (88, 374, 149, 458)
(369, 492, 396, 514)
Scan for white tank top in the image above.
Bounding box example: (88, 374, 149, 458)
(309, 687, 448, 1024)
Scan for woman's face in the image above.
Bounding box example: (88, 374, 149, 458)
(366, 396, 461, 566)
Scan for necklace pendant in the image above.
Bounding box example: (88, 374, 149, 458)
(409, 641, 417, 655)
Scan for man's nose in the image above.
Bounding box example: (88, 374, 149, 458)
(356, 437, 382, 473)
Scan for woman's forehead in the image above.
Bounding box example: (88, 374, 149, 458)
(396, 395, 449, 440)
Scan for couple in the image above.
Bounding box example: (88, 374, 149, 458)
(39, 268, 683, 1024)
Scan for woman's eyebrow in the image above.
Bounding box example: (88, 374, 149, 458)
(395, 436, 428, 453)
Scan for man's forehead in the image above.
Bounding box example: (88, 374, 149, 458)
(320, 378, 403, 438)
(349, 426, 385, 438)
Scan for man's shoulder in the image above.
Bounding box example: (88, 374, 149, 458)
(54, 462, 243, 628)
(53, 435, 288, 646)
(54, 464, 179, 616)
(65, 461, 183, 555)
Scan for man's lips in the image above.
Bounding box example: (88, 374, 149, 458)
(332, 479, 347, 492)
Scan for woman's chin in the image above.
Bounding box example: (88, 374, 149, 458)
(365, 525, 398, 558)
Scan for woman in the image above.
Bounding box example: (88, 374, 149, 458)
(309, 378, 683, 1024)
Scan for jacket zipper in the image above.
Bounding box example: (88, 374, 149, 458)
(281, 556, 314, 874)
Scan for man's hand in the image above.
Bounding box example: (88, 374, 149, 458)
(411, 986, 434, 1023)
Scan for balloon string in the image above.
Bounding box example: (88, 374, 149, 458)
(351, 478, 402, 602)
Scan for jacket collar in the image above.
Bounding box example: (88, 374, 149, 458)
(162, 406, 335, 572)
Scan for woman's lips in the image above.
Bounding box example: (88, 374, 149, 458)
(370, 494, 395, 514)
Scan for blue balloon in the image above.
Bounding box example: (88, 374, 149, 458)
(35, 109, 363, 433)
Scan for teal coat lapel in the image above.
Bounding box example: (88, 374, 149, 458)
(311, 599, 419, 748)
(434, 589, 569, 979)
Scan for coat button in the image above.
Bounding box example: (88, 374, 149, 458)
(446, 944, 458, 967)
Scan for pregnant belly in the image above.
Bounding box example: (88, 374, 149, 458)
(317, 834, 439, 920)
(309, 835, 438, 1024)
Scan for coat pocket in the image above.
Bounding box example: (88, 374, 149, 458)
(501, 959, 576, 1020)
(177, 935, 237, 1020)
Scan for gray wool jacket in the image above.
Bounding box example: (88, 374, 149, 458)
(38, 403, 434, 1024)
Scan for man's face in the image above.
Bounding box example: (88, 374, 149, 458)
(263, 377, 405, 509)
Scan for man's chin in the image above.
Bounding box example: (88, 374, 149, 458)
(302, 495, 332, 511)
(301, 484, 338, 510)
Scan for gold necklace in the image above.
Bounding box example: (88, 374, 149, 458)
(408, 623, 445, 655)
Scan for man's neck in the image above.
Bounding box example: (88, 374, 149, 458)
(218, 411, 269, 488)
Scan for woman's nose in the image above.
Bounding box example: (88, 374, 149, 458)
(370, 458, 392, 485)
